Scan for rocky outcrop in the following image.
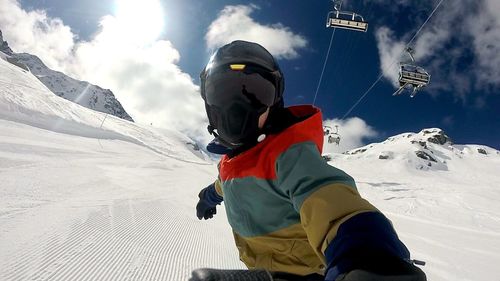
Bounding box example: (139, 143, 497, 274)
(347, 148, 367, 155)
(411, 140, 428, 149)
(423, 129, 452, 145)
(415, 150, 437, 162)
(0, 30, 13, 55)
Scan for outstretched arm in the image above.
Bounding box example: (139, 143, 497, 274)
(275, 141, 424, 280)
(196, 179, 223, 220)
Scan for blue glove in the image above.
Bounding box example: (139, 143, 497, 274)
(206, 138, 232, 155)
(324, 212, 426, 281)
(196, 183, 223, 220)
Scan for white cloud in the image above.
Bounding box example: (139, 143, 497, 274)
(70, 15, 209, 142)
(0, 0, 74, 71)
(0, 0, 211, 144)
(322, 117, 378, 154)
(205, 5, 307, 59)
(374, 0, 500, 100)
(374, 27, 405, 88)
(1, 1, 311, 145)
(374, 24, 450, 90)
(466, 0, 500, 87)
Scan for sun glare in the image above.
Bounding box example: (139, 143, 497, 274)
(115, 0, 165, 44)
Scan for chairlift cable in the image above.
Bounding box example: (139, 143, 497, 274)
(341, 72, 385, 119)
(338, 20, 358, 70)
(338, 27, 360, 80)
(332, 0, 369, 86)
(313, 27, 337, 105)
(339, 0, 447, 120)
(336, 0, 374, 102)
(337, 1, 364, 69)
(330, 32, 353, 100)
(341, 1, 373, 110)
(405, 0, 446, 48)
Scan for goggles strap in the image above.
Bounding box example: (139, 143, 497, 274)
(207, 124, 219, 138)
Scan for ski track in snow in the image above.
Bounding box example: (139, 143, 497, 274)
(0, 122, 240, 281)
(1, 200, 239, 281)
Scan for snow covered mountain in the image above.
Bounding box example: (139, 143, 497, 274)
(322, 129, 500, 281)
(0, 53, 499, 281)
(0, 30, 133, 122)
(331, 128, 498, 171)
(0, 56, 206, 162)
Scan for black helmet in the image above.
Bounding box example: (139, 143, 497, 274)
(200, 40, 284, 149)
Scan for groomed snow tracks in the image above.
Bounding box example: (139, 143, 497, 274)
(0, 199, 239, 281)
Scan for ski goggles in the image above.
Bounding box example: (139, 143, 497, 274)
(201, 64, 280, 108)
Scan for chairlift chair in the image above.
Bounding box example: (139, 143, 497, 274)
(393, 63, 431, 97)
(326, 11, 368, 32)
(328, 135, 341, 145)
(400, 64, 430, 87)
(326, 0, 368, 32)
(323, 125, 341, 145)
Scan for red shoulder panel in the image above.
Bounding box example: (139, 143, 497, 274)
(220, 105, 324, 181)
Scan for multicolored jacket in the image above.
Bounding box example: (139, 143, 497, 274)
(213, 105, 410, 277)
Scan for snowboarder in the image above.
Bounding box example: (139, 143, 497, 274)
(196, 40, 426, 281)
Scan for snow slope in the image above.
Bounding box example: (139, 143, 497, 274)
(0, 30, 133, 122)
(1, 56, 500, 281)
(0, 58, 206, 164)
(0, 53, 238, 280)
(324, 131, 500, 280)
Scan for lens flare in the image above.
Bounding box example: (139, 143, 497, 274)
(115, 0, 165, 44)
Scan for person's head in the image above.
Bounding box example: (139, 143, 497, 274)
(200, 40, 284, 149)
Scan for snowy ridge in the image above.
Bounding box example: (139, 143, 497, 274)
(338, 128, 498, 171)
(11, 53, 134, 122)
(0, 30, 133, 122)
(0, 57, 207, 164)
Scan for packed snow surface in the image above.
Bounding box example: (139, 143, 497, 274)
(1, 57, 500, 281)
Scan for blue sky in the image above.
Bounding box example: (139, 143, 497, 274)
(2, 0, 499, 149)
